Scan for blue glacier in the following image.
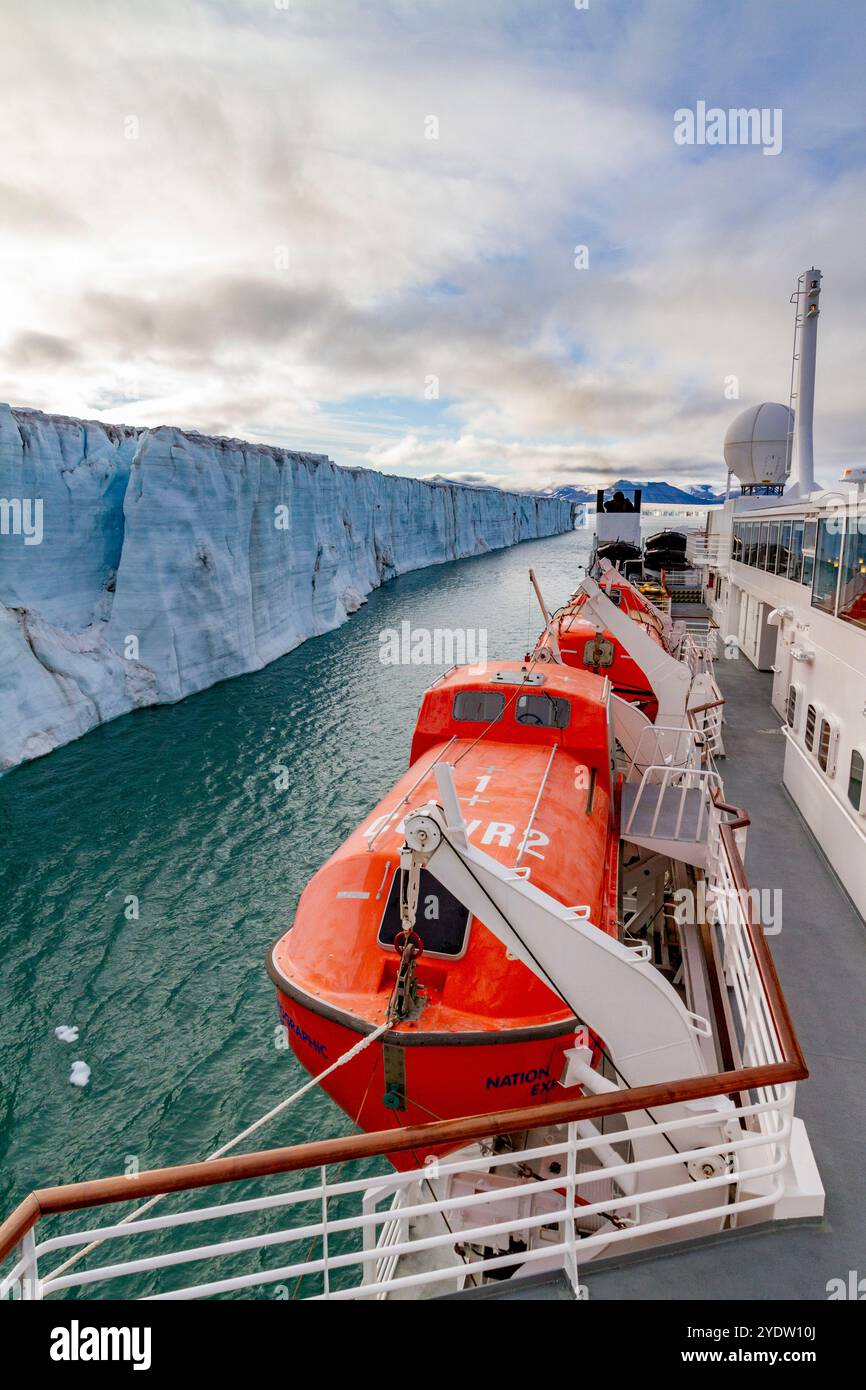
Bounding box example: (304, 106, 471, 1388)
(0, 406, 575, 770)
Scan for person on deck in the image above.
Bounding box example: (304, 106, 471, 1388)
(605, 491, 634, 513)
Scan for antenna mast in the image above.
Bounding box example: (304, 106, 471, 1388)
(786, 268, 822, 497)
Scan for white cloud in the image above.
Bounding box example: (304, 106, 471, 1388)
(0, 0, 864, 489)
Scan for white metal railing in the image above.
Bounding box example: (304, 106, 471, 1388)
(622, 764, 723, 847)
(681, 625, 719, 675)
(663, 567, 703, 591)
(2, 1087, 795, 1303)
(0, 807, 805, 1304)
(704, 831, 788, 1118)
(687, 533, 731, 567)
(624, 724, 704, 781)
(688, 699, 724, 763)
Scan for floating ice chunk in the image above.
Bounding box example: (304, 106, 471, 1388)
(54, 1025, 79, 1043)
(69, 1061, 91, 1087)
(342, 588, 366, 614)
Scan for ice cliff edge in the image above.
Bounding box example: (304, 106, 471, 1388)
(0, 405, 575, 770)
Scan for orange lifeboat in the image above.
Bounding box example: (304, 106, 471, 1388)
(269, 661, 619, 1169)
(541, 575, 668, 721)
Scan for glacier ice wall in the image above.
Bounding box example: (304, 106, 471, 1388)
(0, 405, 574, 770)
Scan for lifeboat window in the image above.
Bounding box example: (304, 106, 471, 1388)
(452, 690, 505, 723)
(377, 868, 471, 958)
(804, 704, 817, 752)
(785, 684, 798, 730)
(515, 692, 571, 728)
(848, 751, 864, 812)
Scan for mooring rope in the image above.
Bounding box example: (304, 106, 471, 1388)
(44, 1018, 392, 1284)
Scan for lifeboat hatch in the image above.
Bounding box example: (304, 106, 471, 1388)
(583, 635, 615, 669)
(377, 866, 471, 959)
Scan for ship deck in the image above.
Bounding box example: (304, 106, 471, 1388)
(575, 652, 866, 1302)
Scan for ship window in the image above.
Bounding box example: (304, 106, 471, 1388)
(802, 553, 815, 587)
(378, 868, 470, 958)
(732, 525, 743, 562)
(777, 521, 792, 575)
(756, 522, 769, 569)
(788, 520, 804, 582)
(848, 751, 864, 811)
(805, 704, 816, 752)
(452, 690, 505, 723)
(515, 692, 571, 728)
(838, 526, 866, 631)
(765, 521, 780, 572)
(811, 518, 843, 615)
(746, 522, 759, 567)
(817, 718, 832, 772)
(803, 520, 818, 551)
(785, 684, 798, 729)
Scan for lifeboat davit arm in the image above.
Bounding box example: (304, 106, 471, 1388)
(402, 766, 710, 1090)
(597, 558, 685, 654)
(576, 576, 691, 731)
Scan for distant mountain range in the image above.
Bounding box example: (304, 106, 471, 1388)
(424, 472, 726, 506)
(547, 478, 725, 506)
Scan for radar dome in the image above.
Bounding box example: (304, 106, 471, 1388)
(724, 403, 793, 486)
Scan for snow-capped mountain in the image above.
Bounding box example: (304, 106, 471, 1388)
(551, 478, 725, 505)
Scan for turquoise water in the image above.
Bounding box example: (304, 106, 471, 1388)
(2, 529, 607, 1294)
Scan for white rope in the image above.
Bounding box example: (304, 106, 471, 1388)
(44, 1018, 392, 1284)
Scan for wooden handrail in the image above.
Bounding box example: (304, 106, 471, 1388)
(688, 697, 726, 717)
(0, 1061, 806, 1268)
(0, 813, 807, 1273)
(711, 787, 751, 832)
(718, 819, 805, 1073)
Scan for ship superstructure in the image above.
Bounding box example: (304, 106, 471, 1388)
(689, 269, 866, 919)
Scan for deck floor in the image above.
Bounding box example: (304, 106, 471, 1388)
(581, 653, 866, 1301)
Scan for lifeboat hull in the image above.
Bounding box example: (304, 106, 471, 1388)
(274, 989, 588, 1170)
(270, 661, 617, 1166)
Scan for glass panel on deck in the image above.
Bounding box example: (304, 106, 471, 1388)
(788, 520, 804, 582)
(838, 525, 866, 631)
(811, 518, 842, 614)
(777, 521, 792, 575)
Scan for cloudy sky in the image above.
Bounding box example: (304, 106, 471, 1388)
(1, 0, 864, 491)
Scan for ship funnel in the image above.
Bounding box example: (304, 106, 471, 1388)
(786, 268, 822, 498)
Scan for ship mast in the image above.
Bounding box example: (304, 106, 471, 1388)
(786, 267, 822, 497)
